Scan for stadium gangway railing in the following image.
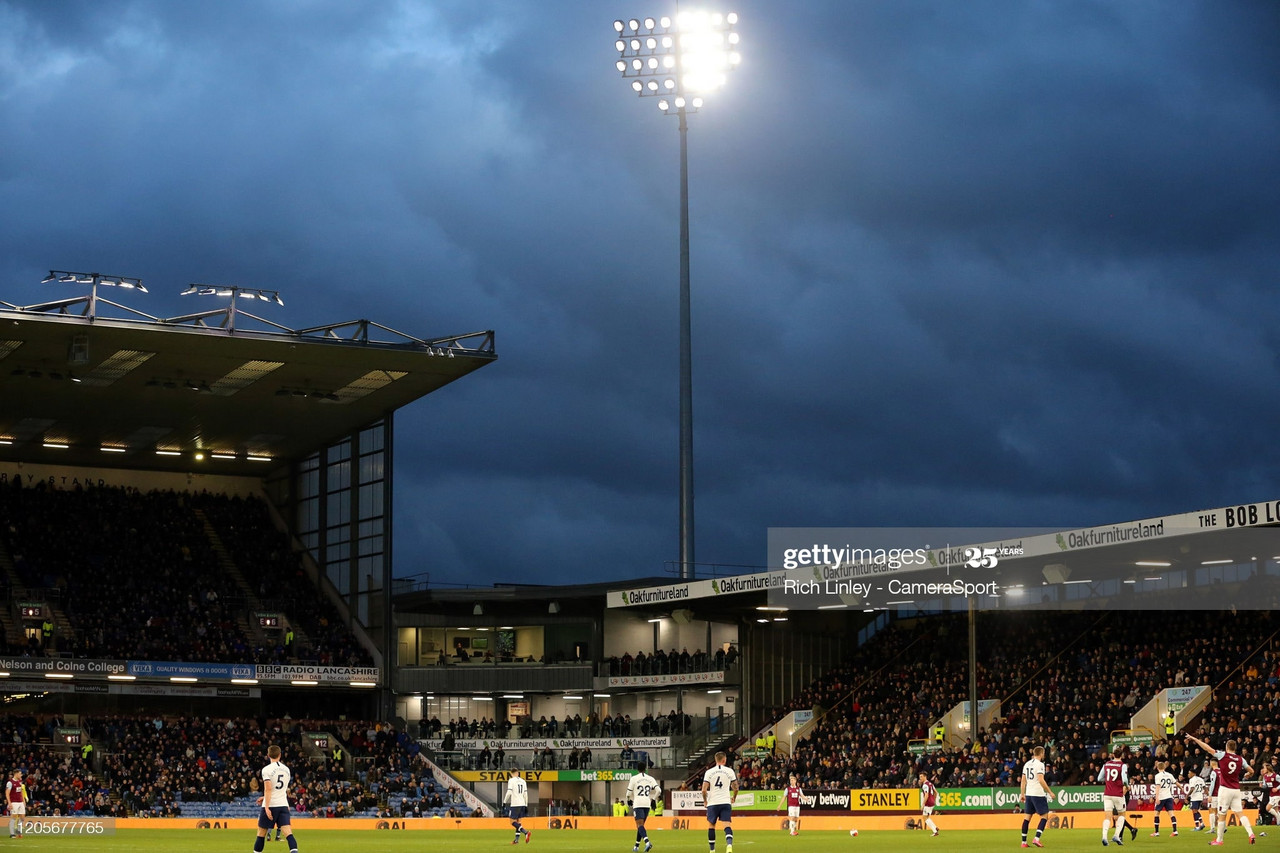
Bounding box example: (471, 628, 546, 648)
(669, 712, 741, 766)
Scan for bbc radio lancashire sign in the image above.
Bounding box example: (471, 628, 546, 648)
(255, 665, 380, 683)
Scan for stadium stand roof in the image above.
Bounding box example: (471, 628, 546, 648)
(602, 498, 1280, 614)
(0, 292, 496, 474)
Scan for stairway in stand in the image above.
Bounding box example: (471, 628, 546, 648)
(194, 508, 269, 648)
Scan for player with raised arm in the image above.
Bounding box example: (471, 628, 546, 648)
(5, 770, 27, 839)
(919, 771, 939, 837)
(777, 773, 802, 837)
(255, 745, 299, 853)
(1150, 760, 1179, 836)
(1186, 733, 1255, 846)
(626, 761, 661, 852)
(504, 768, 532, 844)
(701, 751, 738, 853)
(1185, 768, 1208, 832)
(1019, 746, 1056, 849)
(1097, 746, 1129, 846)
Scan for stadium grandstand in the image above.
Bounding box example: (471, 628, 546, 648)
(395, 503, 1280, 819)
(4, 279, 1280, 825)
(0, 277, 496, 819)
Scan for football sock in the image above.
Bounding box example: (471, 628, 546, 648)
(254, 836, 266, 853)
(286, 835, 297, 852)
(707, 828, 715, 852)
(1021, 819, 1030, 842)
(1103, 819, 1111, 840)
(724, 827, 733, 847)
(1036, 818, 1047, 838)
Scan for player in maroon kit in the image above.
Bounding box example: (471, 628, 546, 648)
(5, 770, 27, 839)
(1186, 734, 1256, 846)
(777, 774, 802, 836)
(1096, 746, 1129, 847)
(1206, 758, 1221, 836)
(1259, 762, 1280, 831)
(919, 772, 939, 836)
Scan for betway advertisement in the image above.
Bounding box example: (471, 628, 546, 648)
(670, 789, 910, 814)
(671, 787, 1103, 814)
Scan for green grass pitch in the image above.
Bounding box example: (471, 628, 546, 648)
(6, 828, 1267, 853)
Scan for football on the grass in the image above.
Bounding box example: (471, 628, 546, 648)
(849, 829, 858, 836)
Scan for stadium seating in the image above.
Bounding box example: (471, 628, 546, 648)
(0, 480, 370, 666)
(741, 608, 1280, 793)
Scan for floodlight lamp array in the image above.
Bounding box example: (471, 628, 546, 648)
(613, 11, 740, 114)
(181, 284, 284, 306)
(42, 270, 148, 293)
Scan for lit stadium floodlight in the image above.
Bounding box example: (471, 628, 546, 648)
(170, 283, 285, 333)
(42, 270, 147, 292)
(611, 11, 740, 581)
(612, 10, 739, 115)
(180, 284, 284, 306)
(38, 269, 147, 321)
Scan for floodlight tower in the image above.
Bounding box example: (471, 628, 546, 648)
(613, 10, 740, 581)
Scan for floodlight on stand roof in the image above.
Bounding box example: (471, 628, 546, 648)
(34, 269, 149, 321)
(168, 283, 286, 333)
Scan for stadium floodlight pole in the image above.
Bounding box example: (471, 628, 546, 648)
(613, 10, 740, 581)
(176, 284, 285, 333)
(40, 270, 147, 321)
(968, 594, 978, 743)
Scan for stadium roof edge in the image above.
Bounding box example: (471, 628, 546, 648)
(0, 305, 496, 475)
(606, 497, 1280, 609)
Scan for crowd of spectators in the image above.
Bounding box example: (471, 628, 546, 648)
(0, 714, 434, 818)
(739, 608, 1280, 797)
(192, 493, 371, 668)
(0, 711, 495, 820)
(1, 483, 245, 662)
(88, 715, 351, 815)
(0, 480, 370, 667)
(0, 714, 102, 817)
(605, 645, 737, 676)
(423, 709, 693, 741)
(0, 713, 443, 819)
(373, 772, 471, 817)
(321, 719, 422, 773)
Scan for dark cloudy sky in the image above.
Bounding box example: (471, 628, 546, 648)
(2, 1, 1278, 588)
